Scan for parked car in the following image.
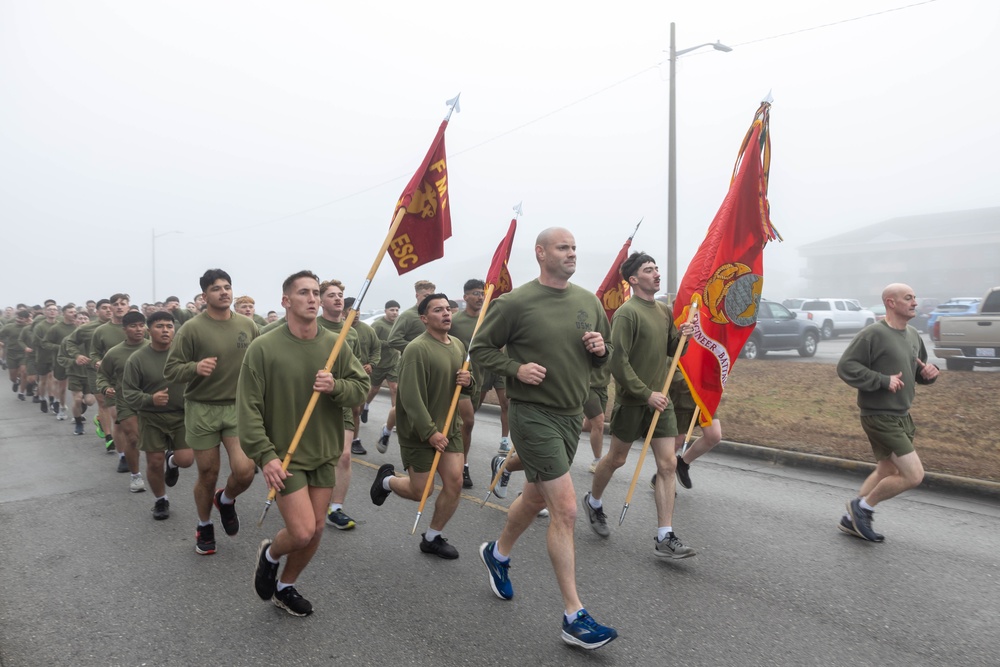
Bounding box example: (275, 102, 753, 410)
(932, 288, 1000, 370)
(925, 298, 981, 333)
(781, 297, 812, 312)
(868, 304, 886, 322)
(798, 298, 876, 339)
(741, 300, 820, 360)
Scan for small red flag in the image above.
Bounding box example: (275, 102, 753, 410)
(675, 102, 780, 425)
(388, 120, 453, 275)
(595, 237, 633, 321)
(486, 219, 517, 296)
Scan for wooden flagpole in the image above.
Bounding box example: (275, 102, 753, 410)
(618, 294, 699, 526)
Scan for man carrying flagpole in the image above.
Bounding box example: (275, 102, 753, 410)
(585, 252, 696, 558)
(243, 271, 369, 616)
(368, 293, 474, 559)
(471, 227, 617, 650)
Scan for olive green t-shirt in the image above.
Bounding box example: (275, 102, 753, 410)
(470, 279, 611, 416)
(164, 311, 259, 405)
(238, 324, 369, 470)
(122, 345, 187, 413)
(396, 332, 475, 446)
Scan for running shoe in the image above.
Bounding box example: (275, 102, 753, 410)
(93, 416, 105, 439)
(351, 439, 366, 455)
(273, 585, 313, 616)
(654, 532, 695, 559)
(254, 539, 279, 600)
(479, 541, 513, 600)
(490, 455, 510, 499)
(164, 451, 179, 488)
(370, 464, 394, 506)
(463, 466, 473, 489)
(195, 523, 216, 555)
(129, 474, 146, 493)
(675, 454, 692, 489)
(583, 492, 610, 537)
(561, 609, 618, 650)
(152, 497, 170, 520)
(326, 508, 356, 530)
(420, 534, 459, 559)
(214, 489, 240, 536)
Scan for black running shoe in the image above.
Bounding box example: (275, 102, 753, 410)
(675, 454, 692, 489)
(420, 533, 459, 559)
(52, 400, 60, 415)
(847, 498, 879, 542)
(164, 451, 179, 487)
(73, 418, 84, 436)
(11, 379, 18, 393)
(360, 407, 368, 424)
(351, 439, 366, 455)
(152, 498, 170, 520)
(370, 463, 394, 506)
(463, 466, 473, 489)
(254, 539, 279, 600)
(214, 489, 240, 536)
(195, 523, 216, 555)
(839, 513, 884, 542)
(40, 399, 48, 413)
(116, 456, 129, 473)
(273, 585, 313, 616)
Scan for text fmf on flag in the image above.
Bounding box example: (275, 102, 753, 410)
(674, 101, 781, 425)
(388, 120, 453, 275)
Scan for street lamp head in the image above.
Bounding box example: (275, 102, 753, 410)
(713, 41, 733, 53)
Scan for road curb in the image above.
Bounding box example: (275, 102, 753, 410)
(707, 440, 1000, 501)
(473, 400, 1000, 501)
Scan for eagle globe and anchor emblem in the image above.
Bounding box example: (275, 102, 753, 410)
(703, 263, 763, 327)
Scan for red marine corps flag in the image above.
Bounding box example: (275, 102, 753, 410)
(674, 100, 781, 425)
(486, 218, 517, 296)
(388, 97, 459, 275)
(595, 219, 642, 321)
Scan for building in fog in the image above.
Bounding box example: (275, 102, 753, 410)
(798, 207, 1000, 305)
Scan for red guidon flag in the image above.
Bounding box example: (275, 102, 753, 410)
(486, 219, 517, 296)
(674, 101, 781, 425)
(388, 120, 453, 274)
(595, 237, 633, 321)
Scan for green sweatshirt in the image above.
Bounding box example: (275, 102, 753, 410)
(610, 297, 685, 406)
(470, 279, 611, 415)
(31, 319, 58, 363)
(371, 317, 400, 372)
(43, 320, 76, 356)
(122, 345, 187, 413)
(448, 310, 480, 351)
(837, 320, 935, 416)
(317, 317, 359, 356)
(90, 321, 126, 365)
(164, 311, 259, 404)
(386, 305, 425, 353)
(396, 332, 475, 446)
(97, 340, 149, 411)
(64, 320, 102, 375)
(0, 322, 27, 362)
(351, 320, 381, 368)
(238, 324, 370, 470)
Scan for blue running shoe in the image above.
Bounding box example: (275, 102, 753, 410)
(561, 609, 618, 650)
(478, 541, 513, 600)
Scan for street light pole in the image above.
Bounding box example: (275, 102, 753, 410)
(667, 22, 732, 297)
(151, 228, 181, 302)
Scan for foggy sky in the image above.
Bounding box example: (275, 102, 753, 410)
(2, 0, 998, 313)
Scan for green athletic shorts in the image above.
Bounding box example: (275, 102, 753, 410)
(399, 433, 463, 473)
(861, 414, 916, 460)
(343, 406, 355, 433)
(184, 400, 238, 450)
(52, 363, 67, 381)
(138, 411, 189, 453)
(370, 365, 398, 387)
(280, 459, 337, 495)
(583, 386, 608, 420)
(86, 368, 99, 396)
(508, 401, 580, 483)
(36, 360, 53, 375)
(114, 399, 137, 422)
(68, 373, 87, 393)
(609, 402, 678, 442)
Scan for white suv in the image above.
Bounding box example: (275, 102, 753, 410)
(798, 298, 876, 339)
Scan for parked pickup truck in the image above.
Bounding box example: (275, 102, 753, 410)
(932, 286, 1000, 370)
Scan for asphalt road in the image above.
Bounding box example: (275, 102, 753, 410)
(1, 392, 998, 666)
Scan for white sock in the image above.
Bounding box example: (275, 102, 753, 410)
(424, 528, 442, 541)
(859, 498, 874, 512)
(492, 542, 509, 563)
(166, 455, 177, 469)
(119, 453, 125, 460)
(329, 503, 343, 512)
(657, 526, 673, 541)
(276, 580, 292, 592)
(265, 546, 280, 564)
(198, 520, 212, 527)
(363, 402, 370, 410)
(382, 477, 392, 492)
(382, 426, 390, 436)
(565, 608, 583, 623)
(156, 495, 168, 502)
(588, 493, 602, 510)
(219, 490, 235, 505)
